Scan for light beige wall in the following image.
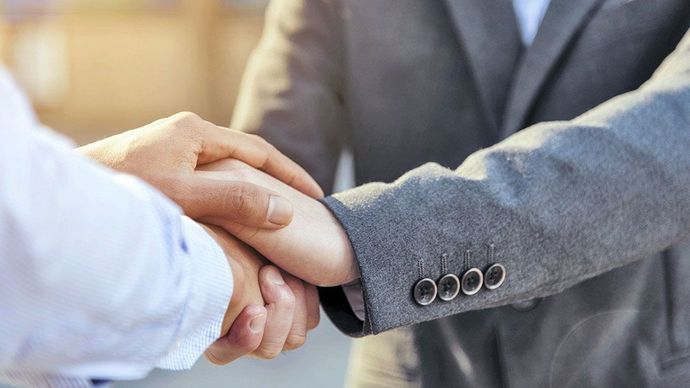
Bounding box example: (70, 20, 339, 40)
(1, 1, 265, 144)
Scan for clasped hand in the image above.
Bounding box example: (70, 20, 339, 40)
(80, 112, 358, 364)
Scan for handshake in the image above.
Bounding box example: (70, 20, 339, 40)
(79, 112, 359, 364)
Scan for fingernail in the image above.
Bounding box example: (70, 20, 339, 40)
(267, 195, 293, 226)
(267, 267, 286, 285)
(249, 312, 267, 334)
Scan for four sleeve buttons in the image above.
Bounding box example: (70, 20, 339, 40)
(413, 252, 507, 306)
(413, 278, 438, 305)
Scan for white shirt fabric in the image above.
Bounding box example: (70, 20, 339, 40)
(343, 0, 552, 321)
(0, 68, 233, 387)
(512, 0, 551, 46)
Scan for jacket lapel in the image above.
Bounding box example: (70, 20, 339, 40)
(501, 0, 605, 138)
(442, 0, 523, 138)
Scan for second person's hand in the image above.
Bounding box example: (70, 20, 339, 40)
(197, 159, 359, 288)
(79, 112, 324, 229)
(202, 225, 320, 363)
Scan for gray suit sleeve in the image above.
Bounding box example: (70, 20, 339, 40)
(323, 29, 690, 336)
(231, 0, 346, 193)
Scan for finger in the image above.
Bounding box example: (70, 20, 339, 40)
(304, 284, 321, 331)
(187, 177, 294, 229)
(282, 274, 308, 351)
(205, 304, 267, 365)
(196, 125, 324, 198)
(254, 266, 296, 359)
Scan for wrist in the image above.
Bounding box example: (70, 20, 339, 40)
(319, 200, 359, 284)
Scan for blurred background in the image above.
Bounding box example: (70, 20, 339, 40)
(0, 0, 352, 387)
(2, 0, 267, 142)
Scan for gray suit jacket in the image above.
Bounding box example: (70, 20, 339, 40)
(233, 0, 690, 386)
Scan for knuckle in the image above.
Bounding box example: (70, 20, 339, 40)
(284, 334, 306, 350)
(232, 332, 262, 353)
(241, 342, 262, 356)
(205, 350, 228, 365)
(176, 111, 200, 121)
(250, 135, 274, 158)
(308, 312, 321, 330)
(171, 112, 202, 134)
(308, 316, 321, 330)
(249, 133, 268, 144)
(255, 345, 282, 360)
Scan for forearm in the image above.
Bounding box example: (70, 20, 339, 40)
(0, 113, 232, 379)
(323, 29, 690, 335)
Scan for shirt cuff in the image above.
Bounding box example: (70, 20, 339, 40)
(156, 217, 233, 370)
(0, 370, 101, 388)
(342, 281, 366, 321)
(0, 218, 232, 385)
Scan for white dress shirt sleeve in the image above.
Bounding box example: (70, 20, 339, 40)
(0, 68, 233, 386)
(342, 282, 366, 322)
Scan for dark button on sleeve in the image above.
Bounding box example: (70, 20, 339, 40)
(413, 278, 437, 306)
(484, 263, 506, 290)
(437, 274, 461, 301)
(461, 268, 483, 296)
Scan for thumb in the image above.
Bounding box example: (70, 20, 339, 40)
(205, 304, 267, 365)
(186, 177, 294, 229)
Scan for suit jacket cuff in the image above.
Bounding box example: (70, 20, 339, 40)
(320, 176, 519, 336)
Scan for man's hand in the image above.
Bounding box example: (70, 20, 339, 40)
(198, 160, 359, 287)
(202, 225, 320, 363)
(79, 112, 324, 229)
